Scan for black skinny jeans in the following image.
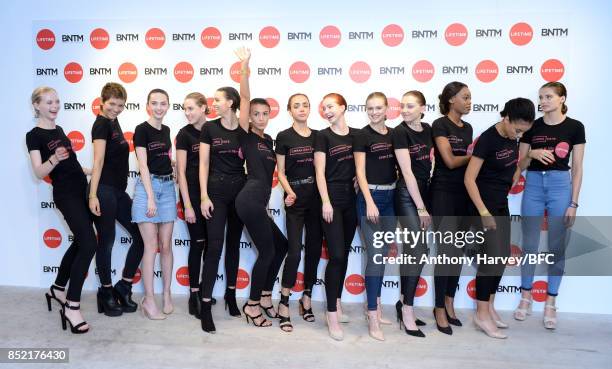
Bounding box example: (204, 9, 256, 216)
(93, 183, 144, 286)
(53, 188, 98, 302)
(322, 182, 357, 312)
(431, 187, 473, 308)
(236, 181, 288, 301)
(200, 174, 244, 299)
(181, 184, 208, 289)
(475, 204, 510, 302)
(395, 180, 430, 306)
(280, 182, 323, 291)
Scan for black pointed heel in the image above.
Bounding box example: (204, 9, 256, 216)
(434, 308, 453, 335)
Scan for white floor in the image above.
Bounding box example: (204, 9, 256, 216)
(1, 286, 610, 369)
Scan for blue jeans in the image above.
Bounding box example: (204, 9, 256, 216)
(520, 170, 571, 296)
(357, 188, 396, 311)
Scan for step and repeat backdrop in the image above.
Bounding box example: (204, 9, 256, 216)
(31, 15, 586, 312)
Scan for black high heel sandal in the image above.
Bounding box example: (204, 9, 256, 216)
(45, 285, 65, 312)
(299, 289, 315, 322)
(224, 288, 241, 317)
(242, 302, 272, 327)
(395, 300, 426, 327)
(394, 301, 425, 337)
(277, 294, 293, 332)
(260, 293, 277, 318)
(59, 302, 89, 334)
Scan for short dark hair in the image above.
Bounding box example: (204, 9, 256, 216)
(101, 82, 127, 103)
(217, 87, 240, 112)
(250, 98, 270, 110)
(500, 97, 535, 123)
(438, 81, 468, 115)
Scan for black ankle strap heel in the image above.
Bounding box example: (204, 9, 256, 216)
(45, 285, 65, 312)
(299, 289, 315, 322)
(242, 301, 272, 327)
(278, 293, 293, 332)
(60, 302, 89, 334)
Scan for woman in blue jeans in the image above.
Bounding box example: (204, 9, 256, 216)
(514, 82, 585, 330)
(354, 92, 399, 341)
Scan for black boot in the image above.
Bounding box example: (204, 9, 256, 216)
(200, 300, 216, 333)
(224, 288, 241, 317)
(113, 279, 138, 313)
(97, 286, 123, 317)
(189, 290, 202, 319)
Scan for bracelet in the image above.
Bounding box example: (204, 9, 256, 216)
(479, 209, 492, 216)
(184, 204, 193, 209)
(88, 195, 97, 199)
(49, 158, 56, 166)
(240, 69, 248, 75)
(569, 201, 579, 208)
(417, 208, 428, 214)
(322, 197, 331, 204)
(200, 195, 209, 202)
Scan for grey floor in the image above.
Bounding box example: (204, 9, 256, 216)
(1, 286, 611, 369)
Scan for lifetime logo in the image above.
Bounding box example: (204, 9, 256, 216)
(200, 67, 223, 76)
(145, 28, 165, 49)
(174, 62, 194, 83)
(176, 266, 190, 286)
(62, 34, 84, 43)
(118, 62, 138, 83)
(412, 60, 435, 82)
(67, 131, 85, 151)
(36, 29, 56, 50)
(266, 98, 280, 119)
(90, 28, 110, 49)
(381, 24, 404, 47)
(124, 132, 134, 152)
(207, 97, 217, 119)
(445, 23, 468, 46)
(91, 97, 101, 116)
(43, 229, 62, 248)
(236, 268, 250, 289)
(292, 272, 305, 292)
(509, 174, 526, 194)
(259, 26, 280, 48)
(386, 97, 401, 120)
(509, 22, 533, 46)
(229, 61, 249, 83)
(349, 61, 371, 83)
(201, 27, 222, 48)
(319, 25, 341, 48)
(344, 274, 365, 295)
(64, 62, 83, 83)
(321, 239, 329, 260)
(475, 60, 499, 83)
(289, 61, 310, 83)
(540, 59, 564, 82)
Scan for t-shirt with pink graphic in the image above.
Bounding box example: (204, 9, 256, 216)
(520, 117, 585, 171)
(133, 121, 172, 176)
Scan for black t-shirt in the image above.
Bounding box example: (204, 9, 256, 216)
(314, 127, 357, 184)
(275, 126, 317, 182)
(431, 116, 473, 190)
(472, 124, 519, 207)
(175, 124, 202, 188)
(91, 115, 130, 191)
(26, 125, 86, 194)
(238, 129, 276, 188)
(133, 122, 172, 176)
(353, 125, 397, 185)
(392, 121, 433, 184)
(520, 117, 586, 171)
(199, 118, 245, 177)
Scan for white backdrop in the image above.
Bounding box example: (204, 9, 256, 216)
(2, 0, 611, 315)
